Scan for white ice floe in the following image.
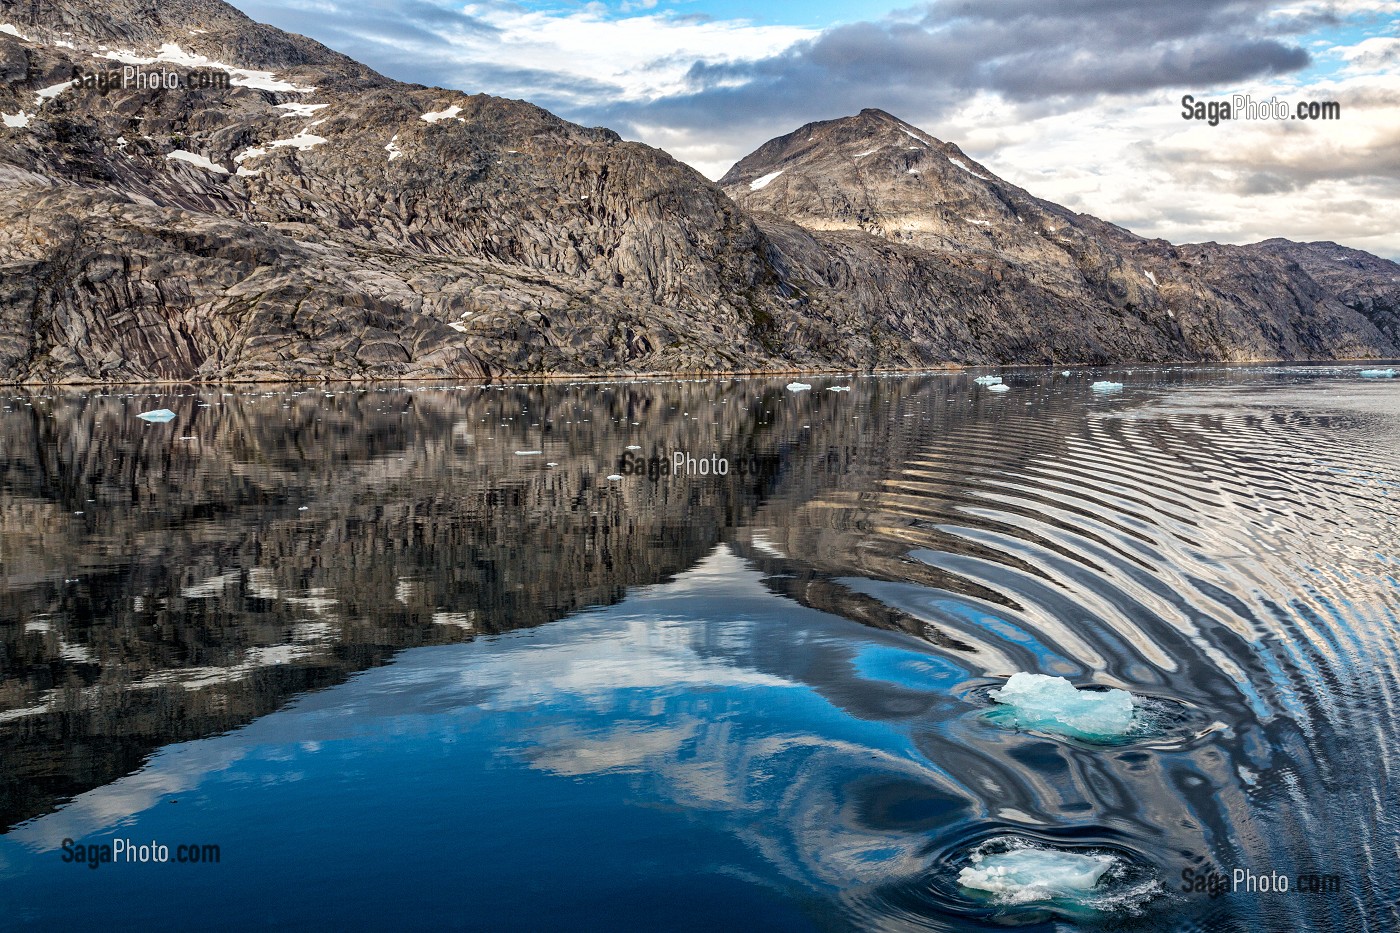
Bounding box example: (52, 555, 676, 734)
(606, 474, 623, 481)
(1091, 380, 1124, 392)
(166, 150, 229, 174)
(987, 384, 1010, 393)
(827, 386, 851, 392)
(785, 381, 811, 392)
(974, 375, 1002, 385)
(948, 156, 990, 180)
(1360, 368, 1396, 378)
(514, 450, 542, 456)
(136, 409, 177, 422)
(990, 672, 1136, 739)
(421, 104, 464, 123)
(959, 843, 1115, 905)
(97, 44, 314, 93)
(749, 169, 783, 190)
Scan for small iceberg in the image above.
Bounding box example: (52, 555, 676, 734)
(989, 672, 1135, 741)
(786, 382, 812, 392)
(959, 843, 1115, 906)
(1360, 368, 1396, 378)
(1091, 381, 1123, 393)
(987, 384, 1010, 393)
(136, 409, 176, 422)
(973, 375, 1002, 385)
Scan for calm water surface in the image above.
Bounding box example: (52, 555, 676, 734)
(1, 365, 1398, 931)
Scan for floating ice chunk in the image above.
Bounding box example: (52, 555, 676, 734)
(959, 844, 1115, 905)
(1091, 381, 1123, 392)
(990, 672, 1135, 740)
(136, 409, 176, 422)
(974, 375, 1002, 385)
(1360, 368, 1396, 378)
(786, 382, 811, 392)
(625, 445, 641, 450)
(514, 450, 541, 455)
(987, 384, 1010, 393)
(827, 386, 851, 392)
(606, 474, 623, 481)
(750, 170, 783, 190)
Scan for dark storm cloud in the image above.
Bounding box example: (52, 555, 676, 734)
(581, 0, 1310, 141)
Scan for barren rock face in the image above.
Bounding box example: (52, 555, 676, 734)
(0, 6, 1396, 384)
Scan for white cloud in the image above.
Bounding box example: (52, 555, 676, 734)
(449, 4, 816, 105)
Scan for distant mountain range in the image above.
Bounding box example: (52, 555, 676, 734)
(1, 0, 1397, 384)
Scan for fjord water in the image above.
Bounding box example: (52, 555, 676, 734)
(1, 366, 1398, 931)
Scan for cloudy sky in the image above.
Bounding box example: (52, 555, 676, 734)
(234, 0, 1400, 257)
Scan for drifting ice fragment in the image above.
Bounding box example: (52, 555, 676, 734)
(990, 672, 1136, 740)
(1360, 369, 1396, 378)
(974, 376, 1002, 385)
(136, 409, 176, 422)
(514, 450, 542, 455)
(1061, 370, 1071, 376)
(1091, 381, 1123, 393)
(786, 382, 812, 392)
(987, 384, 1010, 393)
(827, 386, 851, 392)
(606, 474, 623, 481)
(959, 844, 1115, 905)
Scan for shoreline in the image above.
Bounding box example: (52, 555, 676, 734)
(3, 356, 1399, 391)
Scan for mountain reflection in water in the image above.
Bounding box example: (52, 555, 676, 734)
(2, 367, 1398, 932)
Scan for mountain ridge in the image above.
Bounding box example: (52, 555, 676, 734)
(1, 0, 1396, 384)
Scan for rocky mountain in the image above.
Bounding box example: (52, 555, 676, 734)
(0, 2, 1396, 384)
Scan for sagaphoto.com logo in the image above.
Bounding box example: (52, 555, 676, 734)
(61, 837, 221, 869)
(71, 66, 230, 95)
(1181, 93, 1341, 126)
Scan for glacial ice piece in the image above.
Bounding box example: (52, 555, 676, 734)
(827, 386, 851, 392)
(1091, 381, 1123, 393)
(974, 375, 1003, 385)
(989, 672, 1135, 740)
(987, 384, 1010, 392)
(1360, 369, 1396, 378)
(786, 382, 812, 392)
(136, 409, 177, 422)
(959, 844, 1115, 905)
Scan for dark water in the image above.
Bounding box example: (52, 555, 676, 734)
(1, 365, 1398, 931)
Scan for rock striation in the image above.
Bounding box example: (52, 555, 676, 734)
(1, 3, 1397, 383)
